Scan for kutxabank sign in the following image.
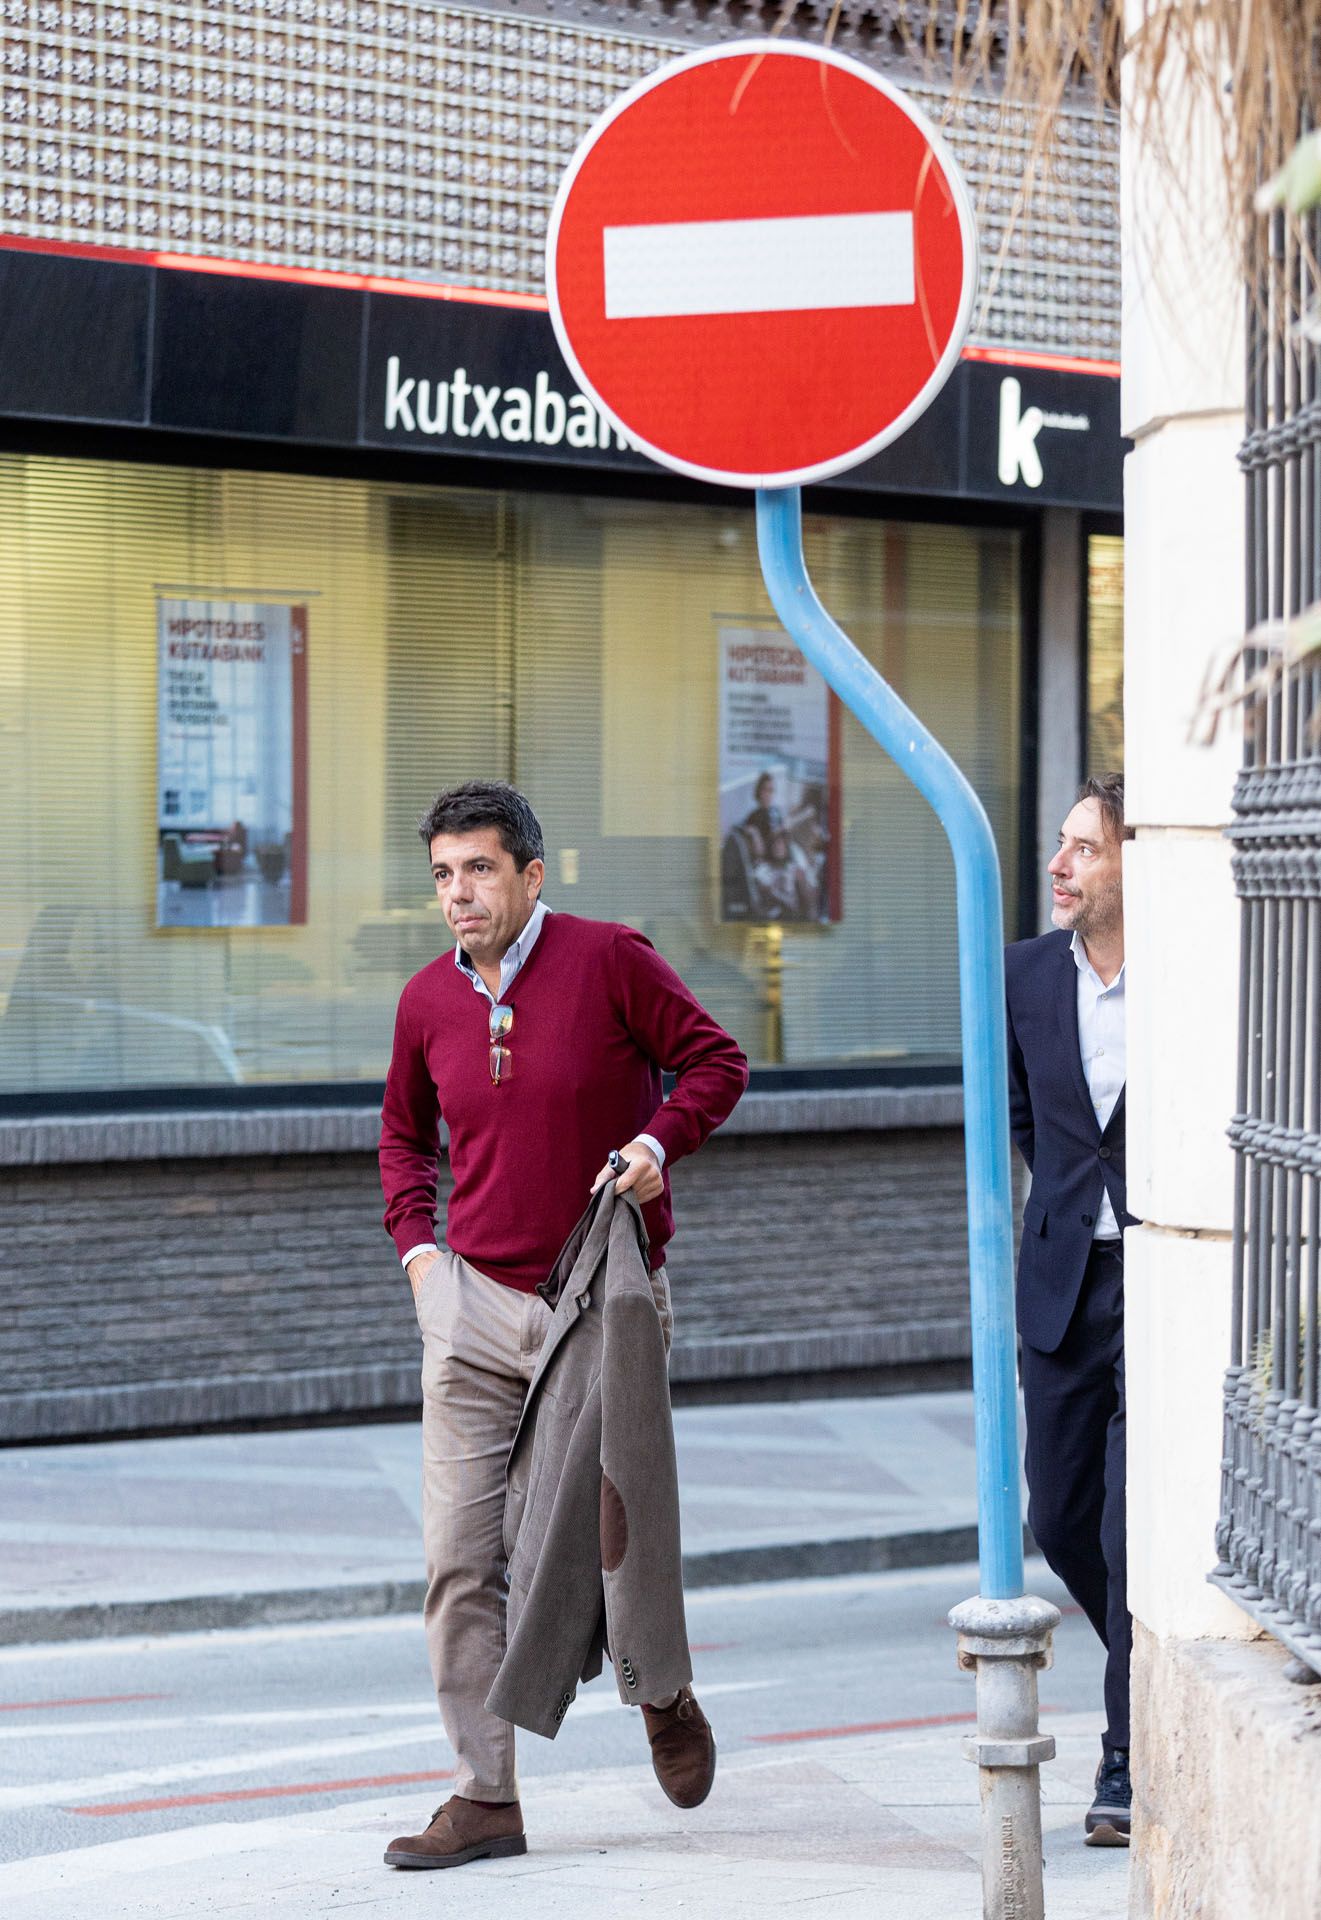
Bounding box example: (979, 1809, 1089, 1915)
(0, 247, 1121, 507)
(545, 41, 979, 489)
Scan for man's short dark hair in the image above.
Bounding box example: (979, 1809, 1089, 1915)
(1077, 771, 1133, 846)
(418, 781, 545, 869)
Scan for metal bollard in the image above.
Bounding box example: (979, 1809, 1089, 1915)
(949, 1594, 1061, 1920)
(755, 485, 1046, 1912)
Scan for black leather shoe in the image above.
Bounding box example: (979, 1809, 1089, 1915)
(1084, 1746, 1131, 1847)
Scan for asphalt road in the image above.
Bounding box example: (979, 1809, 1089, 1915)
(0, 1558, 1102, 1871)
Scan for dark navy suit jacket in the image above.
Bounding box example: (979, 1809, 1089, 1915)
(1005, 928, 1136, 1355)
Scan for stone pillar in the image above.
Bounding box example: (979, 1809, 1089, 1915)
(1118, 10, 1282, 1916)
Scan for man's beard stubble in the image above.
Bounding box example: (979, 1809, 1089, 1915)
(1069, 876, 1124, 944)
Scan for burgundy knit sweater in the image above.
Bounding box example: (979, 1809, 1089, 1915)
(379, 914, 749, 1293)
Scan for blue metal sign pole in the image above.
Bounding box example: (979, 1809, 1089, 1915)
(756, 486, 1059, 1920)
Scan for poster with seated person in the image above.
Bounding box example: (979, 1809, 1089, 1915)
(716, 626, 841, 925)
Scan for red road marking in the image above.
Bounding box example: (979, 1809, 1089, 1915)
(70, 1766, 457, 1817)
(751, 1704, 1065, 1745)
(0, 1694, 171, 1713)
(750, 1711, 977, 1743)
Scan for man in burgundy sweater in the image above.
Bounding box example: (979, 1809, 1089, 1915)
(378, 780, 748, 1872)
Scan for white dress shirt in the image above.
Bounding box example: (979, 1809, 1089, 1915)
(456, 896, 552, 1007)
(400, 900, 665, 1273)
(1071, 930, 1126, 1241)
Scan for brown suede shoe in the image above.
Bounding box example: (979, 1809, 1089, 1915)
(641, 1687, 716, 1808)
(384, 1794, 526, 1870)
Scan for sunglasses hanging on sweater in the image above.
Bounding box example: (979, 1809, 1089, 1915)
(488, 1003, 514, 1086)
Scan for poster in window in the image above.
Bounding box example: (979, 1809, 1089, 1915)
(156, 598, 308, 928)
(717, 625, 842, 924)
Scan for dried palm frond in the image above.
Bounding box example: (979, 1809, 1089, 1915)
(1190, 604, 1321, 746)
(905, 2, 1321, 266)
(722, 2, 1319, 321)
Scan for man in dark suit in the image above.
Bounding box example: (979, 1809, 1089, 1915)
(1005, 771, 1136, 1848)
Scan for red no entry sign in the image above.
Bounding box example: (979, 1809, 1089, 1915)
(546, 40, 978, 489)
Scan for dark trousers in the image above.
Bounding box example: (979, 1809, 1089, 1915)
(1020, 1239, 1130, 1752)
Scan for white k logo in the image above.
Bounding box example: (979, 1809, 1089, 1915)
(998, 377, 1044, 489)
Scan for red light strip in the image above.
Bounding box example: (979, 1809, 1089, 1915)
(961, 343, 1121, 379)
(0, 232, 1121, 374)
(0, 231, 548, 311)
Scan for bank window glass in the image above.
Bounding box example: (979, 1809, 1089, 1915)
(0, 455, 1020, 1097)
(1086, 533, 1124, 771)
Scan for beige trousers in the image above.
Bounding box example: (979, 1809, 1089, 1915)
(415, 1248, 671, 1802)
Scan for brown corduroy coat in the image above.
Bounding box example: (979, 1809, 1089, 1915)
(484, 1182, 691, 1739)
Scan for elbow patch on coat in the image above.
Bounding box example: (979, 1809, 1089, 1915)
(600, 1472, 628, 1573)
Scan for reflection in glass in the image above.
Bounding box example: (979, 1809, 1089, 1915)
(0, 456, 1021, 1094)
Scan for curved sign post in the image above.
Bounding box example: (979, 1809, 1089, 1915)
(548, 42, 1056, 1920)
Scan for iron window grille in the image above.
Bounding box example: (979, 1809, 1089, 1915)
(1214, 199, 1321, 1674)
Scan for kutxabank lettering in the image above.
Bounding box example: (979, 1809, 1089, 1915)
(384, 356, 630, 451)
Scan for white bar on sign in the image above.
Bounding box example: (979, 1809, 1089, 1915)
(602, 212, 915, 320)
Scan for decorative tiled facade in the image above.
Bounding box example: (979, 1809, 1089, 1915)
(0, 1, 1118, 355)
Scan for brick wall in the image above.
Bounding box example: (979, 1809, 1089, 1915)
(0, 1128, 971, 1439)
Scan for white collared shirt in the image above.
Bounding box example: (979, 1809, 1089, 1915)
(400, 900, 665, 1272)
(1071, 930, 1125, 1240)
(454, 897, 550, 1006)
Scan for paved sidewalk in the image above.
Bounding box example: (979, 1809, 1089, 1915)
(0, 1391, 1024, 1641)
(0, 1712, 1127, 1919)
